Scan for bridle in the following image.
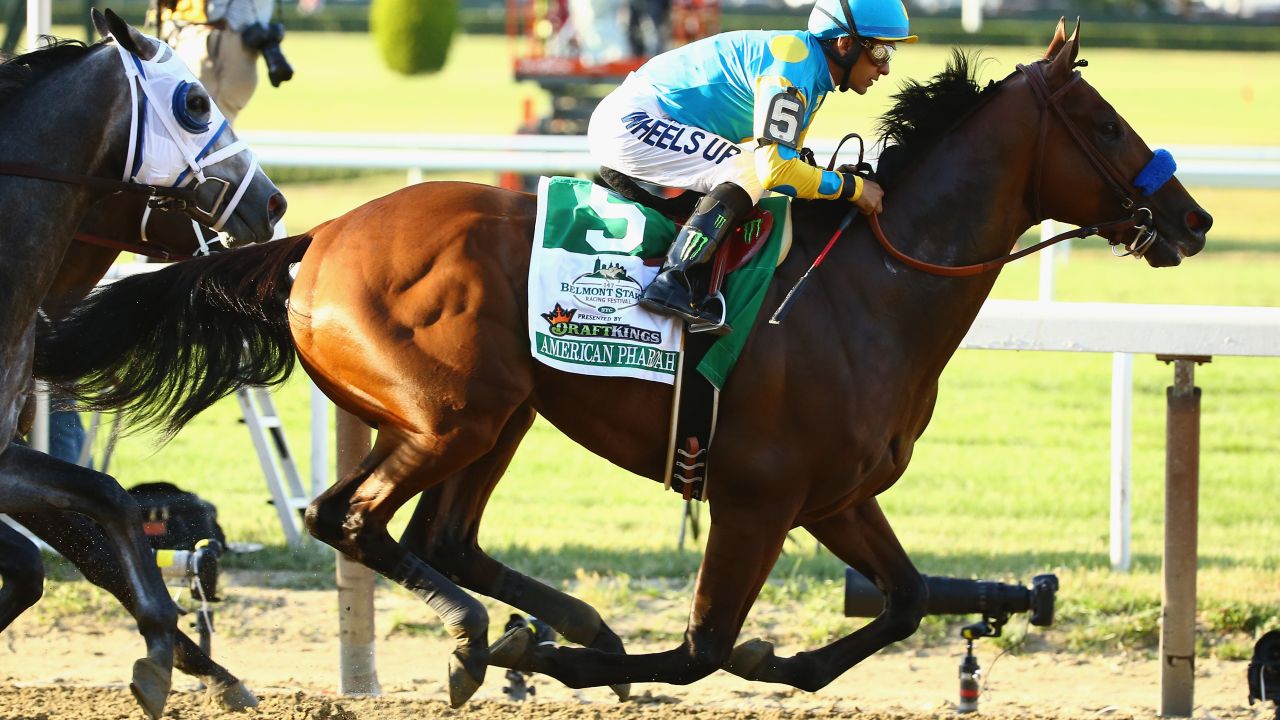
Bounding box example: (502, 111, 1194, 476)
(1017, 60, 1157, 259)
(863, 61, 1167, 278)
(772, 60, 1173, 318)
(0, 35, 257, 255)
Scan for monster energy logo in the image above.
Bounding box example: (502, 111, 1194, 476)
(680, 229, 711, 262)
(714, 214, 727, 229)
(741, 218, 763, 244)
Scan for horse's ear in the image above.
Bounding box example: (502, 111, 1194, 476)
(1046, 17, 1081, 82)
(102, 8, 159, 60)
(1043, 17, 1068, 60)
(90, 8, 110, 39)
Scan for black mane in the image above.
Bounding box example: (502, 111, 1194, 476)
(0, 39, 94, 113)
(875, 50, 1005, 184)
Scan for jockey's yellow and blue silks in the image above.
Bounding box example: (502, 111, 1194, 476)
(633, 30, 852, 200)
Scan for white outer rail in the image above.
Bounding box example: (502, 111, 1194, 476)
(964, 300, 1280, 356)
(238, 133, 1280, 189)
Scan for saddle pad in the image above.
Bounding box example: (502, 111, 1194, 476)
(529, 176, 683, 384)
(528, 176, 791, 388)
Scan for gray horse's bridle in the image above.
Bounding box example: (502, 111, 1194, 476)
(0, 38, 257, 233)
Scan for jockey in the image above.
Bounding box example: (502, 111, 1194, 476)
(587, 0, 915, 332)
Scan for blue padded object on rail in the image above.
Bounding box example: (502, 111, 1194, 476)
(1134, 149, 1176, 196)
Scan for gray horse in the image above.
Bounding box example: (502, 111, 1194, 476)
(0, 9, 283, 717)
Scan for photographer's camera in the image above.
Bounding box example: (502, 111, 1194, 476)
(241, 21, 294, 87)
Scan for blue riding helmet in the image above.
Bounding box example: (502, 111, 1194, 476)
(808, 0, 918, 43)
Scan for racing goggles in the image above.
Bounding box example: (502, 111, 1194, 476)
(857, 39, 895, 66)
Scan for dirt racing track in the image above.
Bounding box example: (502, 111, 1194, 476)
(0, 579, 1269, 720)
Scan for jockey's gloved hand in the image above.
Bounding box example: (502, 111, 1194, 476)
(851, 177, 886, 216)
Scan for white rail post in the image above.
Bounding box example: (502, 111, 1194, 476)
(29, 383, 50, 454)
(961, 0, 982, 33)
(309, 382, 329, 499)
(1038, 221, 1056, 303)
(336, 408, 380, 695)
(1110, 352, 1133, 571)
(25, 0, 50, 49)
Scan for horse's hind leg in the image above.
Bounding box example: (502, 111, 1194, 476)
(0, 443, 177, 719)
(11, 510, 257, 711)
(399, 404, 630, 698)
(0, 519, 44, 632)
(489, 498, 792, 689)
(724, 498, 927, 691)
(305, 422, 512, 708)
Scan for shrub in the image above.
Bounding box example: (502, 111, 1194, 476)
(370, 0, 457, 75)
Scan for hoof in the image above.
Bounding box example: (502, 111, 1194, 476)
(488, 626, 533, 669)
(129, 657, 172, 720)
(725, 638, 774, 681)
(447, 649, 487, 709)
(610, 683, 631, 701)
(205, 680, 259, 711)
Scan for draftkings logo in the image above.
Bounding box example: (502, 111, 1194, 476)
(540, 303, 663, 344)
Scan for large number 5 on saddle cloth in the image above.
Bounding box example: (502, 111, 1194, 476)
(527, 176, 790, 388)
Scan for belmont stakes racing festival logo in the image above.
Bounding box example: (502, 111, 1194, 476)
(562, 260, 642, 315)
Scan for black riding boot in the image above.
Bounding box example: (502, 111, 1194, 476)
(640, 183, 753, 333)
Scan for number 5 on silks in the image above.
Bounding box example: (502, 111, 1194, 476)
(761, 87, 805, 150)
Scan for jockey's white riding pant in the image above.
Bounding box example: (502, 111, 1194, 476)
(588, 74, 765, 204)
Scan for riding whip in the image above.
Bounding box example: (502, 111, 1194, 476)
(769, 205, 860, 324)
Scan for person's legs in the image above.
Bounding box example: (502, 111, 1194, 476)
(638, 182, 752, 329)
(588, 88, 764, 330)
(46, 408, 84, 466)
(203, 28, 259, 125)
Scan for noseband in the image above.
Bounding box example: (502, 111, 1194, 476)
(1017, 61, 1157, 258)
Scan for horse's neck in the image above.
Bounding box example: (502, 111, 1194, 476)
(44, 244, 122, 319)
(0, 49, 126, 319)
(872, 90, 1037, 359)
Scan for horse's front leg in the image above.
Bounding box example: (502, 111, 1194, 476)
(489, 498, 792, 688)
(0, 519, 44, 632)
(0, 443, 177, 719)
(11, 509, 258, 710)
(725, 498, 926, 691)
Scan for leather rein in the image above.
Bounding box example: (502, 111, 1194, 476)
(864, 61, 1157, 278)
(0, 162, 200, 259)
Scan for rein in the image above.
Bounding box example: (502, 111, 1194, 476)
(0, 162, 197, 206)
(866, 211, 1146, 277)
(771, 60, 1167, 319)
(71, 230, 180, 260)
(856, 62, 1164, 278)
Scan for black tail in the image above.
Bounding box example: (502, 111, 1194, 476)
(35, 234, 313, 439)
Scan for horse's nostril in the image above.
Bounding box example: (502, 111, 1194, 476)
(268, 193, 288, 223)
(1186, 208, 1212, 234)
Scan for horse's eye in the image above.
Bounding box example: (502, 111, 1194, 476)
(187, 93, 210, 117)
(1099, 120, 1122, 140)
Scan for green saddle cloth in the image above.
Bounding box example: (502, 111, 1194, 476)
(537, 176, 788, 390)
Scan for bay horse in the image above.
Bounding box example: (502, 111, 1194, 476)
(0, 9, 283, 717)
(36, 21, 1211, 705)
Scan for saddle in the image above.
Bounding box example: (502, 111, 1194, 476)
(597, 168, 775, 299)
